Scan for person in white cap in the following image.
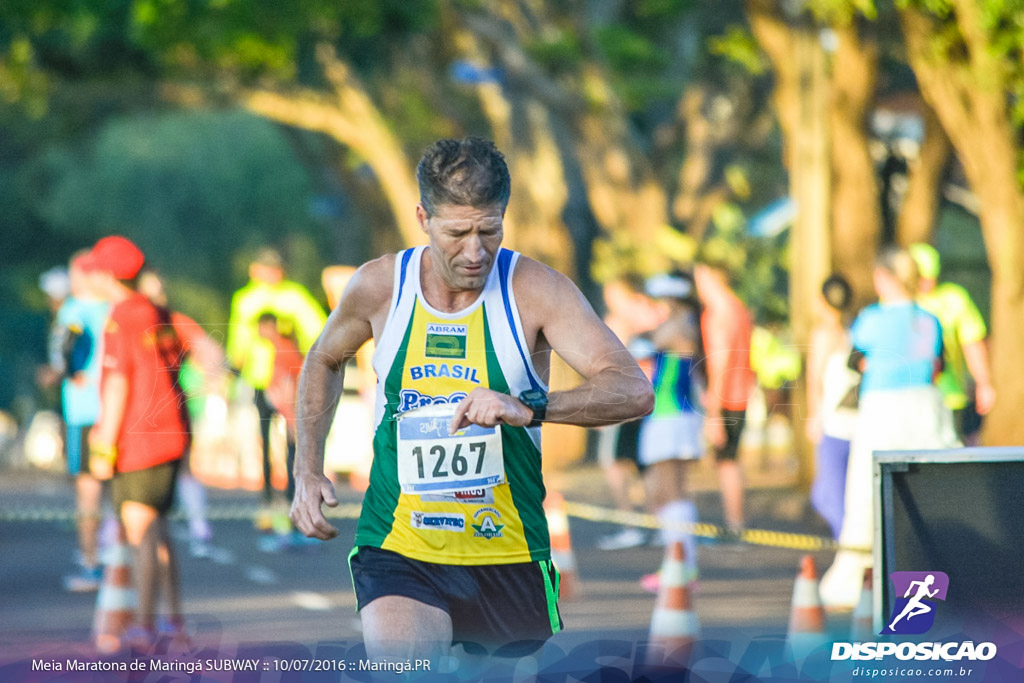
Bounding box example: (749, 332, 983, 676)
(636, 271, 706, 587)
(41, 255, 110, 592)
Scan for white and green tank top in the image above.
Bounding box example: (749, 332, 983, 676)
(354, 246, 551, 565)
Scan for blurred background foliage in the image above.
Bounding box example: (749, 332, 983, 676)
(3, 0, 1022, 442)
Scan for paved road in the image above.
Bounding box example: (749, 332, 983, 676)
(0, 466, 843, 673)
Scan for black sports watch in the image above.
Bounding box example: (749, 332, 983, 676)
(518, 389, 548, 428)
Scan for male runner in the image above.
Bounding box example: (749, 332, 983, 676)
(291, 138, 654, 662)
(694, 255, 754, 537)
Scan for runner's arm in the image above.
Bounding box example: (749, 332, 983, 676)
(700, 311, 734, 447)
(291, 257, 392, 539)
(172, 311, 226, 378)
(225, 289, 251, 372)
(521, 261, 653, 427)
(90, 321, 130, 453)
(963, 340, 995, 415)
(91, 371, 128, 447)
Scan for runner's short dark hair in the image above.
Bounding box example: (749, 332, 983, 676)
(417, 138, 511, 216)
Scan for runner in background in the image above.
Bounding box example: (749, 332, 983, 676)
(257, 316, 301, 483)
(84, 236, 201, 646)
(820, 246, 959, 609)
(595, 275, 662, 551)
(805, 274, 858, 540)
(638, 272, 705, 583)
(226, 248, 326, 520)
(37, 266, 72, 392)
(50, 253, 110, 591)
(909, 243, 995, 444)
(138, 269, 226, 558)
(694, 254, 755, 538)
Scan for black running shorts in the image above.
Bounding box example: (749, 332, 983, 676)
(713, 408, 747, 462)
(348, 546, 563, 656)
(112, 459, 181, 514)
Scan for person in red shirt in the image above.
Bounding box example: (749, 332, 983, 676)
(83, 235, 194, 646)
(695, 255, 755, 537)
(257, 311, 305, 503)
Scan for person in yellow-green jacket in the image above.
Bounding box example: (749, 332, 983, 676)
(227, 248, 327, 506)
(909, 243, 995, 443)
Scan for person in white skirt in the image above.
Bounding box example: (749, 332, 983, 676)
(638, 272, 706, 586)
(820, 246, 959, 609)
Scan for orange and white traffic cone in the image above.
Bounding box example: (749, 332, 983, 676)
(851, 568, 874, 640)
(788, 555, 828, 659)
(92, 528, 136, 653)
(544, 491, 581, 600)
(646, 541, 700, 665)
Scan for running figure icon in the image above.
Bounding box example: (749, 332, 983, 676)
(888, 574, 940, 631)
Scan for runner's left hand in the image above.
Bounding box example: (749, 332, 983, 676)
(449, 388, 532, 434)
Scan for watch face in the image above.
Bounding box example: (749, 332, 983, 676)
(520, 390, 547, 406)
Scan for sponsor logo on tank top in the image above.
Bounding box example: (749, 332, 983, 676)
(420, 488, 494, 504)
(425, 323, 468, 359)
(472, 507, 504, 539)
(398, 389, 468, 413)
(410, 511, 465, 532)
(408, 363, 481, 384)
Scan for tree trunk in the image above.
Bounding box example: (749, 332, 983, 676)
(573, 64, 669, 261)
(900, 4, 1024, 445)
(460, 8, 670, 274)
(746, 0, 802, 166)
(453, 25, 575, 275)
(239, 45, 423, 248)
(827, 22, 881, 309)
(747, 1, 833, 486)
(672, 85, 716, 236)
(747, 2, 832, 344)
(896, 103, 950, 246)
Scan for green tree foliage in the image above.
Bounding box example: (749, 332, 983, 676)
(1, 0, 795, 386)
(19, 109, 326, 325)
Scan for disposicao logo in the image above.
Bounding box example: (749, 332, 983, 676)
(882, 570, 949, 635)
(831, 570, 997, 663)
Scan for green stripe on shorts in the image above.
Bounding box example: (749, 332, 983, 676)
(540, 560, 562, 634)
(347, 546, 360, 613)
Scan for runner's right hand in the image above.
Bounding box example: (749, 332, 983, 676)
(290, 474, 340, 540)
(705, 419, 727, 449)
(88, 444, 116, 481)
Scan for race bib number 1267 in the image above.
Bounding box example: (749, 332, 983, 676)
(395, 404, 505, 495)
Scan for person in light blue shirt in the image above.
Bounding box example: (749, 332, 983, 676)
(52, 253, 110, 592)
(850, 297, 942, 393)
(821, 246, 959, 610)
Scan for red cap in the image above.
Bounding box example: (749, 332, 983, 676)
(79, 236, 146, 280)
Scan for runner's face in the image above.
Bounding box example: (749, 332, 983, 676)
(420, 203, 504, 290)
